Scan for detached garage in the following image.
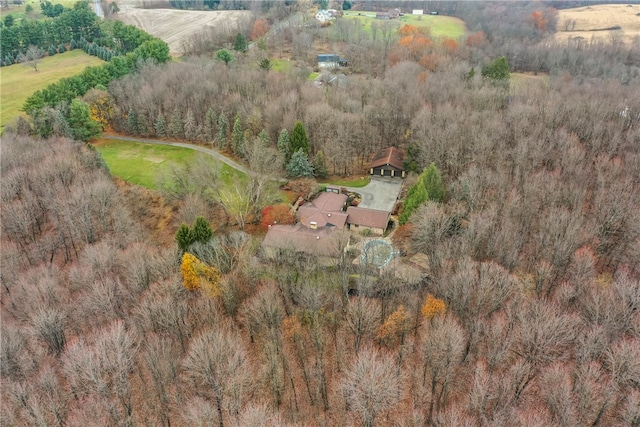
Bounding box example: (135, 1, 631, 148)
(369, 147, 405, 178)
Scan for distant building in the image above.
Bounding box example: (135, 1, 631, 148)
(317, 53, 347, 68)
(315, 9, 338, 23)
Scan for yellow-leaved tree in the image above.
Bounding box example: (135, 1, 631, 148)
(421, 294, 446, 320)
(180, 253, 222, 297)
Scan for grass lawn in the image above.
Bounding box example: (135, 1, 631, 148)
(399, 14, 467, 39)
(0, 0, 78, 22)
(1, 50, 104, 131)
(342, 13, 466, 39)
(271, 58, 294, 72)
(321, 175, 371, 188)
(94, 139, 291, 207)
(94, 139, 245, 190)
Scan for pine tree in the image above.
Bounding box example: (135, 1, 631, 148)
(192, 216, 213, 243)
(127, 108, 139, 135)
(184, 109, 197, 141)
(399, 180, 428, 225)
(277, 128, 290, 161)
(290, 120, 309, 155)
(204, 108, 216, 141)
(154, 111, 166, 137)
(258, 129, 270, 145)
(169, 107, 184, 139)
(314, 150, 328, 179)
(175, 223, 194, 252)
(231, 114, 243, 155)
(137, 113, 149, 136)
(286, 149, 314, 178)
(217, 111, 229, 150)
(234, 32, 248, 53)
(422, 162, 445, 202)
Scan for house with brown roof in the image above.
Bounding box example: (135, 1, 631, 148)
(262, 224, 344, 259)
(298, 192, 348, 229)
(369, 147, 405, 178)
(346, 207, 391, 235)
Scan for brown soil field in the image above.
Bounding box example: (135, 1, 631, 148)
(555, 4, 640, 45)
(114, 4, 252, 55)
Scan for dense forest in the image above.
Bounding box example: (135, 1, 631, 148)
(2, 1, 640, 426)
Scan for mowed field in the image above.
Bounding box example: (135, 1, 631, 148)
(93, 139, 244, 190)
(0, 50, 104, 131)
(115, 8, 252, 55)
(555, 4, 640, 45)
(343, 12, 467, 39)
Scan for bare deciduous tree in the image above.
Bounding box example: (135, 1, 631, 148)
(340, 347, 403, 427)
(183, 327, 250, 427)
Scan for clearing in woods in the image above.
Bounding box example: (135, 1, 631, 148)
(555, 4, 640, 45)
(114, 7, 252, 55)
(93, 138, 245, 190)
(0, 50, 104, 131)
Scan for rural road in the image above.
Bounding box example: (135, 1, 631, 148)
(102, 134, 250, 174)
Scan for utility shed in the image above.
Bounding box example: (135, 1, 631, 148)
(369, 147, 405, 178)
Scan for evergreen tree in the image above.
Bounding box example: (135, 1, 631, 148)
(404, 143, 421, 173)
(217, 111, 229, 150)
(192, 216, 213, 243)
(127, 108, 139, 134)
(286, 149, 315, 178)
(258, 58, 272, 70)
(48, 45, 57, 56)
(313, 150, 328, 179)
(482, 56, 510, 84)
(231, 114, 243, 155)
(257, 129, 270, 145)
(58, 43, 66, 53)
(184, 109, 197, 141)
(234, 33, 248, 53)
(175, 223, 194, 253)
(137, 113, 149, 136)
(68, 99, 101, 141)
(277, 128, 290, 161)
(204, 108, 216, 141)
(422, 162, 445, 202)
(290, 120, 309, 155)
(169, 107, 184, 139)
(399, 180, 428, 225)
(154, 111, 166, 137)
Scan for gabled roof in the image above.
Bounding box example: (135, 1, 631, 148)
(370, 147, 405, 170)
(298, 192, 348, 229)
(262, 224, 340, 257)
(346, 207, 390, 229)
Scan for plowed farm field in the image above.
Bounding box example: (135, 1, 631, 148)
(115, 7, 251, 55)
(555, 4, 640, 45)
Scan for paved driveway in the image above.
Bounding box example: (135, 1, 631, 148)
(345, 177, 403, 212)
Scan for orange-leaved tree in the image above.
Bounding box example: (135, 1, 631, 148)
(260, 204, 295, 231)
(377, 305, 411, 346)
(251, 18, 270, 40)
(421, 294, 446, 319)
